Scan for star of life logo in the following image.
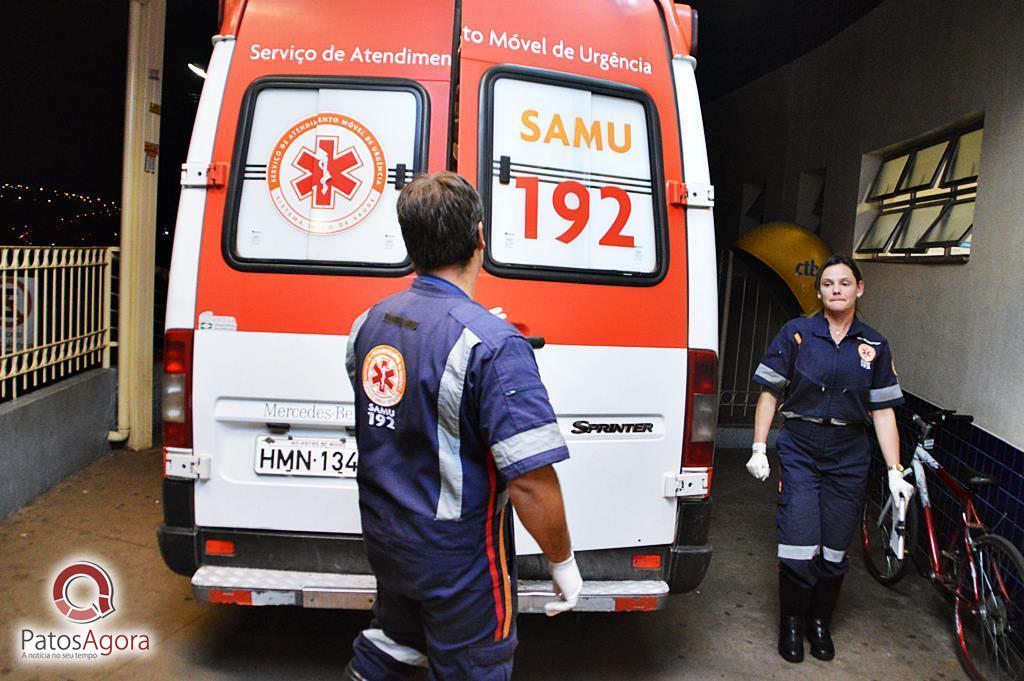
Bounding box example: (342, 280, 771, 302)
(361, 345, 406, 408)
(17, 559, 152, 664)
(858, 343, 876, 370)
(267, 113, 387, 235)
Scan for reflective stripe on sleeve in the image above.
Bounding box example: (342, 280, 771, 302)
(754, 363, 790, 390)
(435, 328, 481, 521)
(362, 629, 428, 668)
(345, 309, 370, 388)
(778, 544, 821, 560)
(492, 422, 566, 472)
(870, 384, 904, 404)
(823, 546, 846, 563)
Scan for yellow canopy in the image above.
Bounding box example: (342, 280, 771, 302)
(733, 223, 832, 314)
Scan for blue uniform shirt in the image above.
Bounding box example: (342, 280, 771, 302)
(752, 313, 904, 425)
(346, 275, 569, 552)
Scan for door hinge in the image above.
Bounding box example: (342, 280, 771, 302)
(663, 468, 709, 498)
(669, 182, 714, 208)
(165, 448, 211, 481)
(180, 161, 229, 188)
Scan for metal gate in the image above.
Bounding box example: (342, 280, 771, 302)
(717, 251, 800, 426)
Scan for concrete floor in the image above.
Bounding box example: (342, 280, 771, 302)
(0, 447, 968, 680)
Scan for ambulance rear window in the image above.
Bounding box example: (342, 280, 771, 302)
(224, 78, 427, 274)
(480, 68, 667, 286)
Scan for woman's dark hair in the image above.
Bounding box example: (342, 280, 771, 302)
(814, 253, 863, 291)
(396, 172, 483, 272)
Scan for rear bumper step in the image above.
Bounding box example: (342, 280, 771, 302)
(192, 566, 669, 613)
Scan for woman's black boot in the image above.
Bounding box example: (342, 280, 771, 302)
(807, 575, 843, 661)
(778, 569, 812, 663)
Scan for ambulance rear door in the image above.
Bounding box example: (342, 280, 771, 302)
(187, 0, 455, 534)
(456, 1, 694, 554)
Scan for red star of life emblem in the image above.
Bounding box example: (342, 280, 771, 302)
(372, 359, 396, 394)
(291, 136, 363, 209)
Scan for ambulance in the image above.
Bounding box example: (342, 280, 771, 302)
(158, 0, 719, 614)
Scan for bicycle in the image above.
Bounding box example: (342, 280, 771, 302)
(861, 409, 1024, 681)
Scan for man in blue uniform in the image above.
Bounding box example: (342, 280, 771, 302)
(745, 255, 914, 663)
(343, 172, 582, 681)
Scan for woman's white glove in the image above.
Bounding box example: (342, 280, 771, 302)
(746, 442, 770, 482)
(545, 552, 583, 616)
(888, 468, 915, 503)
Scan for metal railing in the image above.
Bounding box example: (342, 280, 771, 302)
(1, 246, 118, 402)
(718, 252, 798, 425)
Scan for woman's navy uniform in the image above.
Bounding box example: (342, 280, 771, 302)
(753, 313, 904, 587)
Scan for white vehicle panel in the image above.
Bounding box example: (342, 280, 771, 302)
(673, 56, 718, 353)
(165, 38, 236, 331)
(194, 331, 686, 552)
(192, 330, 362, 533)
(516, 345, 686, 554)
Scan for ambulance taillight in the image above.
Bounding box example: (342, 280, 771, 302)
(683, 350, 718, 468)
(162, 329, 194, 449)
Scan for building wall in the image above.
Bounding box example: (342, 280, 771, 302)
(0, 369, 116, 520)
(704, 0, 1024, 448)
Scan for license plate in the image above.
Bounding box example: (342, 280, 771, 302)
(254, 436, 358, 478)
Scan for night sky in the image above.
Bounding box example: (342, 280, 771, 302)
(1, 0, 215, 260)
(1, 1, 879, 261)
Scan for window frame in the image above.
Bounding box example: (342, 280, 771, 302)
(865, 152, 911, 201)
(477, 65, 670, 287)
(895, 141, 951, 194)
(940, 125, 984, 188)
(855, 209, 907, 254)
(916, 198, 976, 249)
(222, 76, 429, 277)
(856, 121, 981, 264)
(886, 201, 947, 254)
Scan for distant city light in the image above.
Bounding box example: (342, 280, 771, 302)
(187, 63, 207, 79)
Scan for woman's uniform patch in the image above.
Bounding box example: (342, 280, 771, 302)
(857, 343, 876, 370)
(362, 345, 406, 407)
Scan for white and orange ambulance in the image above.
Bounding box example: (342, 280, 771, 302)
(159, 0, 718, 613)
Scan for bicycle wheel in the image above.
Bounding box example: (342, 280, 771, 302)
(953, 533, 1024, 681)
(861, 466, 918, 585)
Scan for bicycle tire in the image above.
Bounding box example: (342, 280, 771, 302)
(861, 466, 918, 585)
(953, 533, 1024, 681)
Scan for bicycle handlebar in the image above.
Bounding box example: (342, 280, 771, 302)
(912, 410, 974, 437)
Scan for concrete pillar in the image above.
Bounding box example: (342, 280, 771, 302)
(117, 0, 166, 451)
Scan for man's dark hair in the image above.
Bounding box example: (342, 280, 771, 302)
(397, 172, 483, 271)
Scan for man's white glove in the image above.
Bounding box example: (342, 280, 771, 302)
(488, 306, 507, 320)
(545, 552, 583, 617)
(888, 467, 915, 504)
(746, 442, 770, 482)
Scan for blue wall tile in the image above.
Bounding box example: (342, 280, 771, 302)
(889, 392, 1024, 558)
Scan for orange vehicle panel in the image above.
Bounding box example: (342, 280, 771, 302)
(459, 1, 688, 348)
(194, 0, 690, 349)
(194, 0, 455, 337)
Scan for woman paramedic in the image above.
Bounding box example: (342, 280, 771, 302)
(745, 253, 915, 664)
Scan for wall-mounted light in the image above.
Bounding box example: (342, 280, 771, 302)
(187, 63, 207, 79)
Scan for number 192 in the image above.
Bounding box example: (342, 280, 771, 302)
(514, 176, 634, 248)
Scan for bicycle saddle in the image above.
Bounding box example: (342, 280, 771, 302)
(960, 464, 999, 490)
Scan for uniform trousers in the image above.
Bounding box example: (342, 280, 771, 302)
(351, 511, 518, 681)
(776, 419, 872, 587)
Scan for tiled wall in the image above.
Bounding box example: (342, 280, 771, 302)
(891, 392, 1024, 558)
